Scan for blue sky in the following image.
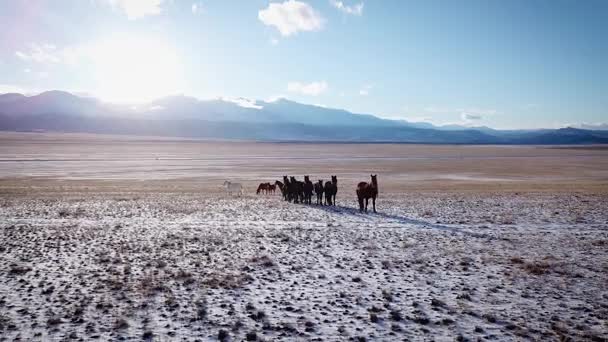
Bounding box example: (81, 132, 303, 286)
(0, 0, 606, 129)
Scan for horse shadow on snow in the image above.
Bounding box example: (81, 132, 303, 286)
(311, 203, 489, 238)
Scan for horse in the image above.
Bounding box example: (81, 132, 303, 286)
(256, 182, 270, 195)
(283, 176, 297, 202)
(324, 175, 338, 206)
(356, 174, 378, 213)
(303, 176, 314, 204)
(275, 180, 286, 199)
(268, 183, 276, 194)
(290, 176, 304, 204)
(314, 179, 324, 205)
(223, 181, 243, 196)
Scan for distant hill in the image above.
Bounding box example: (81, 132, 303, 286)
(0, 91, 606, 144)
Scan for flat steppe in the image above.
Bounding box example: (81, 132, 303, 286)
(0, 133, 607, 341)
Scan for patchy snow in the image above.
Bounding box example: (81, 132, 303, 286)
(1, 192, 607, 341)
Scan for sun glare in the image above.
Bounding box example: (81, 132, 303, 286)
(90, 35, 184, 103)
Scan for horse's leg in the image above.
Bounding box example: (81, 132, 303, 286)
(372, 196, 376, 213)
(358, 195, 363, 212)
(365, 198, 369, 212)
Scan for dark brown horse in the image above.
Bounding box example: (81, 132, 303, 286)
(314, 180, 324, 205)
(275, 180, 286, 199)
(256, 182, 270, 194)
(290, 176, 304, 203)
(282, 176, 291, 201)
(268, 183, 276, 194)
(356, 174, 378, 213)
(324, 175, 338, 206)
(303, 176, 314, 204)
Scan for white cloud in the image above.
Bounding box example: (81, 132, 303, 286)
(461, 112, 482, 121)
(330, 0, 363, 16)
(258, 0, 325, 37)
(15, 43, 61, 63)
(0, 84, 26, 94)
(266, 95, 288, 102)
(106, 0, 163, 20)
(423, 106, 496, 117)
(287, 81, 328, 96)
(221, 97, 263, 110)
(406, 116, 433, 122)
(15, 43, 87, 66)
(191, 2, 203, 14)
(359, 84, 373, 96)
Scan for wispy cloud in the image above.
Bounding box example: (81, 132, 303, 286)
(330, 0, 364, 16)
(461, 112, 482, 121)
(287, 81, 328, 96)
(258, 0, 325, 37)
(15, 43, 62, 64)
(0, 84, 26, 94)
(359, 84, 373, 96)
(424, 106, 496, 117)
(220, 97, 263, 110)
(105, 0, 164, 20)
(15, 43, 87, 66)
(191, 2, 203, 14)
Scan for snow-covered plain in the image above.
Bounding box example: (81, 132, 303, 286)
(1, 191, 607, 341)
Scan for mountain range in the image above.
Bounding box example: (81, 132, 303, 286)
(1, 90, 607, 144)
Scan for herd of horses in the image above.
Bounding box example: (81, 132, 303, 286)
(254, 174, 379, 213)
(266, 175, 339, 206)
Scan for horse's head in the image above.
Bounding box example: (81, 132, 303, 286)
(318, 180, 323, 185)
(290, 176, 296, 182)
(332, 175, 337, 184)
(304, 175, 310, 182)
(223, 180, 230, 186)
(371, 174, 378, 185)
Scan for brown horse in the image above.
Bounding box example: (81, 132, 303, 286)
(324, 175, 338, 206)
(256, 182, 271, 195)
(268, 183, 276, 194)
(314, 180, 324, 205)
(303, 176, 314, 204)
(275, 180, 286, 199)
(290, 176, 304, 204)
(356, 174, 378, 213)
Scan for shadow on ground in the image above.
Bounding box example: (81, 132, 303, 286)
(307, 202, 491, 238)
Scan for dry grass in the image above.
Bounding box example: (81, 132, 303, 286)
(523, 261, 553, 275)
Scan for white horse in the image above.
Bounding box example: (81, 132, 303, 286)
(223, 181, 243, 196)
